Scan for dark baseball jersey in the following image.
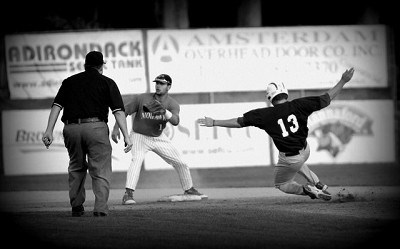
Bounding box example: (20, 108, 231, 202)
(124, 93, 180, 137)
(240, 93, 331, 153)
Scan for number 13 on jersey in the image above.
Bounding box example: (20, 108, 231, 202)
(277, 114, 299, 137)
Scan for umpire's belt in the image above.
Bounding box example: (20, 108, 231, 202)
(65, 117, 103, 125)
(284, 142, 307, 157)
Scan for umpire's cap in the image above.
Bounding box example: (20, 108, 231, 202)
(85, 51, 106, 66)
(153, 74, 172, 85)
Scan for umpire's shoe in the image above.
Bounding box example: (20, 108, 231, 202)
(122, 192, 136, 205)
(72, 205, 84, 217)
(184, 187, 208, 200)
(93, 212, 108, 217)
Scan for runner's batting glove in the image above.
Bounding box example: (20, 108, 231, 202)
(143, 100, 166, 115)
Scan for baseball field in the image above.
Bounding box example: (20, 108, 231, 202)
(1, 163, 399, 249)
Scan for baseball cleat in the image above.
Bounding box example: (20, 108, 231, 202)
(315, 182, 328, 191)
(184, 187, 208, 200)
(317, 191, 332, 201)
(315, 182, 332, 201)
(122, 192, 136, 205)
(303, 184, 320, 199)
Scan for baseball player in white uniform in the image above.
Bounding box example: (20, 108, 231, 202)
(112, 74, 207, 204)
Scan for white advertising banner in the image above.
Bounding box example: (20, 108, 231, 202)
(2, 110, 69, 175)
(5, 30, 148, 99)
(1, 102, 271, 175)
(2, 100, 394, 175)
(1, 110, 132, 175)
(270, 100, 395, 164)
(144, 102, 271, 170)
(147, 25, 387, 92)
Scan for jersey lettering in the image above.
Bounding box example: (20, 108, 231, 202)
(277, 114, 299, 137)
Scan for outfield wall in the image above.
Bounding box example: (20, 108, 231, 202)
(1, 100, 395, 175)
(1, 25, 397, 175)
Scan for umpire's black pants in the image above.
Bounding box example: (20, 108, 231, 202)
(63, 121, 112, 214)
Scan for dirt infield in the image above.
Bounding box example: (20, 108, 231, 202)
(1, 186, 399, 249)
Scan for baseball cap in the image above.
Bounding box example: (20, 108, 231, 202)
(153, 74, 172, 84)
(85, 51, 106, 66)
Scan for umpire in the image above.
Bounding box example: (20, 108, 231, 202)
(42, 51, 133, 217)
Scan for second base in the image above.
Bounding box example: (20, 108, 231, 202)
(158, 194, 202, 202)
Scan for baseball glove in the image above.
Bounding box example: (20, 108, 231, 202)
(143, 100, 166, 115)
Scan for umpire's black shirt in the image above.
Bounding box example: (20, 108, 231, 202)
(53, 68, 125, 124)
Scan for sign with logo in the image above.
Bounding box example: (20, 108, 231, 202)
(1, 102, 270, 175)
(5, 30, 148, 99)
(1, 110, 133, 175)
(2, 100, 394, 175)
(147, 25, 388, 93)
(270, 100, 395, 164)
(2, 110, 67, 175)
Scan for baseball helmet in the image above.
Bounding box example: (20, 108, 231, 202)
(266, 82, 288, 103)
(153, 74, 172, 84)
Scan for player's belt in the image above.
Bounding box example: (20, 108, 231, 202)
(284, 142, 307, 157)
(65, 117, 103, 125)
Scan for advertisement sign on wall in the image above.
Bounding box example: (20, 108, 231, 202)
(270, 100, 395, 164)
(1, 102, 271, 175)
(2, 110, 68, 175)
(1, 100, 394, 175)
(144, 102, 271, 170)
(1, 110, 132, 175)
(5, 30, 148, 99)
(4, 25, 389, 98)
(147, 25, 387, 93)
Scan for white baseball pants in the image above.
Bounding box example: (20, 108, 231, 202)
(125, 130, 193, 191)
(274, 143, 320, 195)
